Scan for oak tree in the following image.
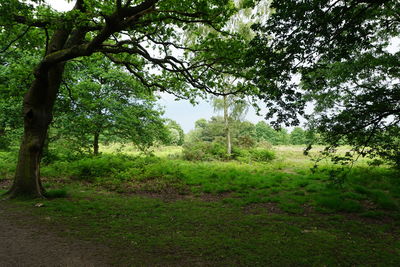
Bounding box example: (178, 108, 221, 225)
(0, 0, 250, 197)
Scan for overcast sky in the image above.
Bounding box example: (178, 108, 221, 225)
(50, 1, 400, 133)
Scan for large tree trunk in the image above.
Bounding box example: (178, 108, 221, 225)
(4, 0, 86, 198)
(6, 63, 65, 198)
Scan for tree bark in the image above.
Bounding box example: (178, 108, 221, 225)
(0, 126, 6, 149)
(4, 1, 90, 198)
(93, 131, 100, 156)
(5, 63, 65, 198)
(223, 95, 232, 157)
(5, 23, 72, 198)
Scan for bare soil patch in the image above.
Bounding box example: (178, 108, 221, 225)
(0, 201, 113, 267)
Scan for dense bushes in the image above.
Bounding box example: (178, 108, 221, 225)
(41, 152, 276, 187)
(182, 141, 227, 161)
(42, 154, 161, 181)
(0, 151, 17, 179)
(182, 140, 275, 162)
(234, 148, 276, 163)
(181, 117, 322, 162)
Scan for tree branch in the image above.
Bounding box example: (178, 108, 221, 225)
(0, 26, 31, 53)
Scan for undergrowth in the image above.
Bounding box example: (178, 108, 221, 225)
(1, 146, 400, 265)
(2, 147, 399, 218)
(28, 152, 398, 218)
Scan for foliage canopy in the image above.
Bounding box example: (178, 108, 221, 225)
(249, 0, 400, 166)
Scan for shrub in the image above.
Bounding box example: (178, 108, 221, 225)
(69, 154, 136, 181)
(182, 140, 229, 161)
(257, 140, 273, 150)
(182, 141, 212, 161)
(0, 151, 17, 178)
(183, 136, 275, 162)
(249, 148, 275, 162)
(232, 147, 250, 162)
(234, 148, 275, 163)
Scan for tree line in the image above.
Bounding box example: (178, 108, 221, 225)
(182, 116, 318, 161)
(188, 117, 317, 147)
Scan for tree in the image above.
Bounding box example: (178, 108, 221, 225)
(212, 93, 248, 156)
(187, 116, 256, 146)
(189, 117, 226, 143)
(202, 0, 270, 156)
(183, 116, 258, 160)
(249, 0, 400, 165)
(254, 121, 290, 145)
(290, 127, 306, 145)
(255, 121, 276, 144)
(1, 0, 251, 197)
(234, 120, 256, 148)
(164, 119, 184, 146)
(54, 56, 168, 155)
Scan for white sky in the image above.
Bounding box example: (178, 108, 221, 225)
(50, 1, 400, 133)
(50, 0, 74, 11)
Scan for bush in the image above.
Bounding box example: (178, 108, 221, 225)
(69, 154, 137, 181)
(257, 141, 273, 150)
(249, 148, 275, 162)
(234, 148, 275, 163)
(0, 151, 17, 178)
(182, 141, 211, 161)
(182, 140, 229, 161)
(182, 139, 276, 162)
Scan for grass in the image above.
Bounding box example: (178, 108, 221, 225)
(8, 188, 400, 266)
(1, 145, 400, 265)
(99, 143, 183, 158)
(0, 150, 17, 180)
(38, 153, 399, 215)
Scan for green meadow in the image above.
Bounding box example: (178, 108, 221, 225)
(1, 145, 399, 266)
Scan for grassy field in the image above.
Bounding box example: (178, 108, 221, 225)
(1, 145, 399, 266)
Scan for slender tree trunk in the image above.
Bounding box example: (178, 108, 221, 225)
(0, 126, 6, 149)
(93, 131, 100, 156)
(223, 95, 231, 157)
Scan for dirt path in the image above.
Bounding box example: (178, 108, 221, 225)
(0, 202, 113, 267)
